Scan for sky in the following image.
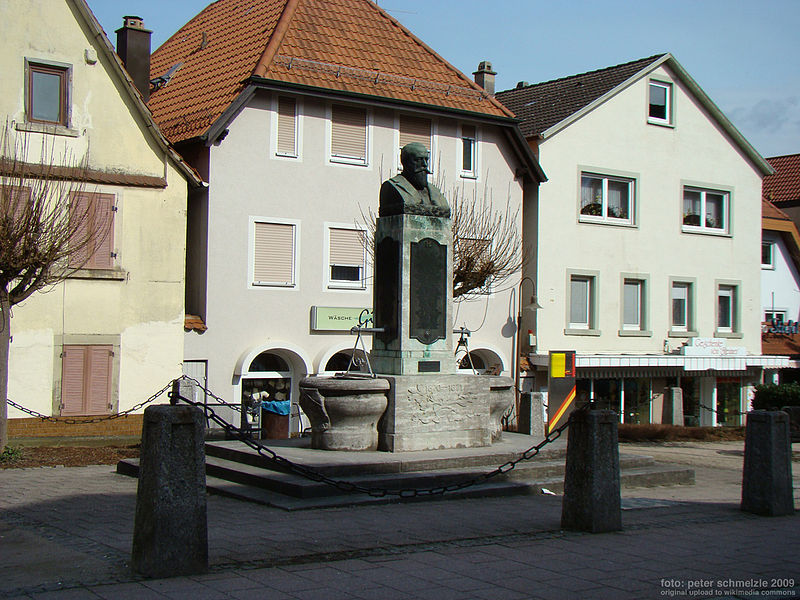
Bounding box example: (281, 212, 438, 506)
(88, 0, 800, 158)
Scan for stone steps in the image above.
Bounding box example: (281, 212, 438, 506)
(116, 433, 695, 511)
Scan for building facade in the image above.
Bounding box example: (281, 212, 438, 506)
(146, 0, 543, 435)
(3, 0, 198, 428)
(497, 54, 783, 427)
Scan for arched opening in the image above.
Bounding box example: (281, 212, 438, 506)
(324, 348, 370, 374)
(241, 350, 306, 439)
(457, 348, 504, 375)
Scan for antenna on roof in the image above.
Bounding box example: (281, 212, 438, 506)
(150, 62, 183, 91)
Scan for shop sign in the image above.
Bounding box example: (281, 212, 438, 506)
(311, 306, 372, 331)
(681, 337, 746, 357)
(762, 319, 800, 335)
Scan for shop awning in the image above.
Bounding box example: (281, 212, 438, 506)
(528, 353, 789, 373)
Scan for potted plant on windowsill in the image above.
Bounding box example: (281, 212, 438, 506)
(683, 213, 700, 226)
(581, 202, 602, 216)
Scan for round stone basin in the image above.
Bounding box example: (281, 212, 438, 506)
(299, 376, 390, 451)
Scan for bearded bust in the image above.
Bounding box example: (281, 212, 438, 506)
(379, 142, 450, 218)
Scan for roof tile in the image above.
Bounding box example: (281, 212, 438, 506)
(149, 0, 511, 143)
(495, 55, 666, 137)
(763, 153, 800, 205)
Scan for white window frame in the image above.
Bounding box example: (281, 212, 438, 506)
(566, 270, 600, 335)
(669, 278, 697, 337)
(682, 185, 730, 235)
(762, 240, 775, 269)
(620, 275, 651, 336)
(765, 310, 787, 325)
(715, 280, 741, 338)
(459, 123, 478, 179)
(328, 103, 370, 167)
(248, 217, 300, 289)
(648, 80, 673, 126)
(324, 223, 367, 291)
(579, 172, 635, 226)
(272, 94, 302, 160)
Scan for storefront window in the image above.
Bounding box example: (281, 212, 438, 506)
(623, 378, 651, 424)
(716, 379, 742, 426)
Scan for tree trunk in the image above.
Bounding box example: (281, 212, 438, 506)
(0, 292, 10, 451)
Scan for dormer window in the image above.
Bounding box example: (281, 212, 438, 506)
(648, 80, 672, 126)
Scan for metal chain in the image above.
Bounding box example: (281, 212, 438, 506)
(170, 379, 573, 498)
(6, 380, 173, 425)
(698, 403, 746, 418)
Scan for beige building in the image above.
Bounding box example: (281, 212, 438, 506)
(497, 54, 785, 426)
(3, 0, 199, 427)
(145, 0, 544, 436)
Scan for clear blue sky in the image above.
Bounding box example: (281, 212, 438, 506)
(89, 0, 799, 158)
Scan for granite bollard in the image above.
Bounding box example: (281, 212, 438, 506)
(561, 409, 622, 533)
(741, 410, 795, 517)
(131, 404, 208, 577)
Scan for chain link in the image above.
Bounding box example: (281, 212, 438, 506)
(698, 403, 746, 418)
(170, 375, 573, 498)
(6, 380, 174, 425)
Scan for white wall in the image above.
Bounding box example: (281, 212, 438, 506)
(761, 232, 800, 322)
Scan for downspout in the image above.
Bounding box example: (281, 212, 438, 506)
(252, 0, 301, 79)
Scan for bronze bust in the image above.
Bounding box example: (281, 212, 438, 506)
(379, 142, 450, 218)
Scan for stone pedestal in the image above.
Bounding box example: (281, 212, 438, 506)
(299, 376, 389, 451)
(371, 214, 454, 376)
(378, 375, 513, 452)
(131, 405, 208, 577)
(661, 386, 684, 425)
(741, 410, 795, 516)
(561, 409, 622, 533)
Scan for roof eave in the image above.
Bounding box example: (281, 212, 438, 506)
(69, 0, 203, 187)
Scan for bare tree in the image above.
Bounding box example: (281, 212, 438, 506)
(359, 178, 525, 300)
(0, 123, 107, 451)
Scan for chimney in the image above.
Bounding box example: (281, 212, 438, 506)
(116, 16, 152, 102)
(473, 61, 497, 95)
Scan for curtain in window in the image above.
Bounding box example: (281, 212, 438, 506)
(580, 176, 602, 214)
(570, 277, 590, 325)
(623, 281, 641, 326)
(705, 193, 724, 229)
(607, 180, 629, 219)
(683, 190, 702, 225)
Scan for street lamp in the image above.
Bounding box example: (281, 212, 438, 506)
(513, 276, 541, 432)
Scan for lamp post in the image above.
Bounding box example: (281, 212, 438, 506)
(514, 276, 541, 431)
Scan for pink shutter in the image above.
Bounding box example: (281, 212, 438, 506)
(89, 194, 114, 269)
(60, 345, 86, 416)
(86, 345, 112, 414)
(69, 194, 91, 268)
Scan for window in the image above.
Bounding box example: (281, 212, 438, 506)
(330, 104, 367, 165)
(27, 62, 69, 126)
(682, 187, 729, 233)
(580, 173, 634, 225)
(716, 283, 739, 335)
(622, 278, 646, 333)
(69, 192, 115, 270)
(671, 282, 692, 333)
(460, 124, 477, 178)
(60, 345, 112, 416)
(762, 241, 775, 269)
(276, 96, 298, 157)
(399, 114, 432, 153)
(648, 80, 672, 125)
(765, 310, 786, 325)
(566, 272, 598, 334)
(2, 185, 31, 225)
(327, 226, 366, 289)
(252, 220, 297, 287)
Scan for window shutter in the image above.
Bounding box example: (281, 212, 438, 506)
(86, 345, 112, 414)
(399, 115, 431, 151)
(254, 222, 295, 285)
(331, 105, 367, 161)
(329, 228, 364, 267)
(277, 97, 297, 156)
(69, 193, 115, 269)
(60, 345, 86, 416)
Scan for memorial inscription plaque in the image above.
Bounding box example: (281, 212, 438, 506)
(410, 237, 446, 345)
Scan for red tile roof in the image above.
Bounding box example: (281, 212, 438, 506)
(149, 0, 512, 143)
(495, 55, 665, 138)
(763, 153, 800, 205)
(762, 330, 800, 357)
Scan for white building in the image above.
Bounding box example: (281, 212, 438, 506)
(496, 54, 784, 427)
(145, 0, 544, 435)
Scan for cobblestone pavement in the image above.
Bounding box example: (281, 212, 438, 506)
(0, 442, 797, 599)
